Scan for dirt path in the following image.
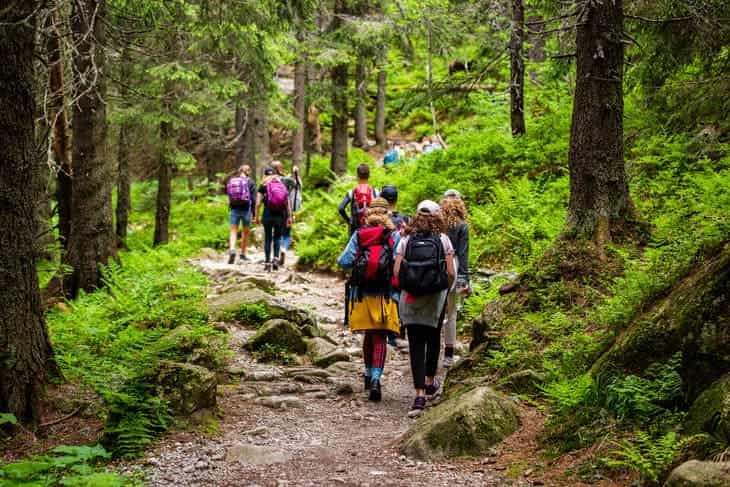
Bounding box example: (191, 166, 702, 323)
(136, 249, 620, 487)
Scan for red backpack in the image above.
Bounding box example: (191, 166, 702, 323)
(351, 226, 394, 299)
(351, 184, 373, 228)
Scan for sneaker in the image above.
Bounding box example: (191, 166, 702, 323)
(425, 378, 441, 398)
(369, 379, 382, 402)
(227, 252, 236, 264)
(264, 262, 271, 272)
(364, 375, 372, 391)
(443, 356, 454, 369)
(407, 396, 427, 417)
(279, 251, 286, 266)
(239, 254, 250, 262)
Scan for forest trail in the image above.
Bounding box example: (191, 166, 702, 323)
(138, 248, 617, 487)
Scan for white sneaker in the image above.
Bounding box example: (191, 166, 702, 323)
(443, 356, 454, 369)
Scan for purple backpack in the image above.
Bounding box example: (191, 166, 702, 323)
(265, 179, 288, 212)
(227, 176, 250, 203)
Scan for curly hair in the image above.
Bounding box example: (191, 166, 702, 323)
(406, 212, 445, 236)
(441, 197, 467, 230)
(365, 208, 394, 229)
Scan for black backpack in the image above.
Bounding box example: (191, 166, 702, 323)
(399, 233, 449, 296)
(351, 226, 394, 299)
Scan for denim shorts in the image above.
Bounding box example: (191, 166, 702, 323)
(230, 208, 251, 226)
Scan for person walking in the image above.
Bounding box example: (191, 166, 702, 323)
(441, 189, 471, 368)
(380, 185, 410, 232)
(226, 165, 257, 264)
(254, 167, 292, 272)
(272, 161, 303, 266)
(338, 198, 401, 402)
(338, 164, 378, 235)
(394, 200, 455, 417)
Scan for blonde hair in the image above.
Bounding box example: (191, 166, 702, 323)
(366, 207, 394, 229)
(271, 160, 285, 176)
(238, 165, 251, 176)
(441, 197, 467, 230)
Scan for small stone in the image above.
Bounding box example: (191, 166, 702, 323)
(195, 461, 209, 470)
(183, 465, 196, 474)
(254, 395, 303, 409)
(244, 426, 270, 436)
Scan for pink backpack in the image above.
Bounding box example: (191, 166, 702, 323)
(265, 179, 288, 212)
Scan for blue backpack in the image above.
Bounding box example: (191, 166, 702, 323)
(383, 149, 399, 164)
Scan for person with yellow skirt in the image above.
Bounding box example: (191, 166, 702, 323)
(337, 198, 401, 402)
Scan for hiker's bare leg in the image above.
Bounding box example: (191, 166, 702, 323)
(240, 226, 250, 255)
(229, 224, 238, 251)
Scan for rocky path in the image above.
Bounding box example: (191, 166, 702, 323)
(137, 249, 616, 487)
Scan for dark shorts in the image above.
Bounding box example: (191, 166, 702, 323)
(230, 208, 251, 226)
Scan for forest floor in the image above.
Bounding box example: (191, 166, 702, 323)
(128, 247, 627, 487)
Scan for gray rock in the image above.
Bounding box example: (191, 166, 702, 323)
(245, 319, 308, 355)
(497, 369, 546, 395)
(199, 247, 220, 260)
(246, 369, 282, 382)
(254, 395, 303, 409)
(664, 460, 730, 486)
(334, 382, 355, 395)
(684, 373, 730, 444)
(308, 337, 337, 358)
(225, 444, 291, 465)
(243, 426, 270, 436)
(326, 361, 361, 376)
(400, 386, 520, 460)
(151, 361, 216, 416)
(209, 284, 317, 329)
(313, 350, 351, 369)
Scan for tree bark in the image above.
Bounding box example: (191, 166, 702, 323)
(425, 23, 439, 136)
(330, 62, 349, 175)
(243, 85, 270, 180)
(375, 67, 387, 151)
(566, 0, 633, 240)
(234, 104, 245, 168)
(64, 0, 116, 297)
(292, 28, 307, 168)
(527, 15, 545, 84)
(115, 42, 132, 248)
(45, 13, 72, 251)
(153, 120, 172, 246)
(510, 0, 526, 136)
(353, 56, 369, 148)
(0, 3, 56, 426)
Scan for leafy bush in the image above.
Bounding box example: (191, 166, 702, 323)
(602, 431, 689, 486)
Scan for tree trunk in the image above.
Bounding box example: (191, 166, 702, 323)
(0, 3, 56, 426)
(527, 15, 545, 84)
(234, 104, 245, 168)
(45, 13, 72, 251)
(243, 90, 269, 180)
(153, 120, 172, 246)
(426, 24, 439, 136)
(292, 29, 307, 168)
(510, 0, 526, 136)
(115, 42, 132, 248)
(330, 62, 349, 175)
(375, 68, 387, 151)
(566, 0, 633, 240)
(64, 0, 116, 297)
(353, 56, 369, 148)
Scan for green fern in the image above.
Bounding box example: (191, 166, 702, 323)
(602, 431, 689, 485)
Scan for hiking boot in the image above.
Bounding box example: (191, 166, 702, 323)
(363, 375, 372, 391)
(407, 396, 426, 417)
(368, 380, 382, 402)
(264, 262, 271, 272)
(425, 378, 441, 399)
(239, 254, 250, 263)
(272, 261, 279, 271)
(279, 251, 286, 266)
(227, 252, 236, 264)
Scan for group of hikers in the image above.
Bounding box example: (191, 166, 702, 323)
(226, 159, 470, 417)
(336, 163, 470, 417)
(382, 135, 446, 166)
(226, 161, 302, 271)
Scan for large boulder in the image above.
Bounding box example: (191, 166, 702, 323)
(244, 319, 308, 355)
(684, 373, 730, 444)
(400, 386, 520, 460)
(152, 360, 216, 416)
(591, 243, 730, 397)
(664, 460, 730, 487)
(209, 283, 317, 329)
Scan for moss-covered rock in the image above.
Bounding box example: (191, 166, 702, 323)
(245, 319, 308, 355)
(592, 243, 730, 398)
(684, 373, 730, 445)
(209, 283, 317, 329)
(498, 369, 546, 395)
(400, 386, 520, 460)
(152, 360, 217, 416)
(664, 460, 730, 487)
(313, 350, 350, 368)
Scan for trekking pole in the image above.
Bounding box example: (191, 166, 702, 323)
(343, 279, 351, 328)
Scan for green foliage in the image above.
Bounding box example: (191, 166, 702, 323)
(602, 431, 690, 486)
(0, 445, 132, 486)
(0, 414, 17, 427)
(252, 344, 296, 365)
(226, 303, 271, 327)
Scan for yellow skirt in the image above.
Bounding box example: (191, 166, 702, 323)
(349, 295, 400, 335)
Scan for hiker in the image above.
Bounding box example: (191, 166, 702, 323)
(393, 200, 455, 417)
(338, 197, 401, 402)
(338, 163, 378, 235)
(272, 161, 303, 266)
(254, 167, 292, 272)
(440, 189, 471, 368)
(383, 142, 401, 167)
(226, 165, 257, 264)
(380, 185, 410, 232)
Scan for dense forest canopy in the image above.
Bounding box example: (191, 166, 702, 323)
(1, 0, 730, 485)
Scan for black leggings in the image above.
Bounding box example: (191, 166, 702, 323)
(406, 324, 441, 390)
